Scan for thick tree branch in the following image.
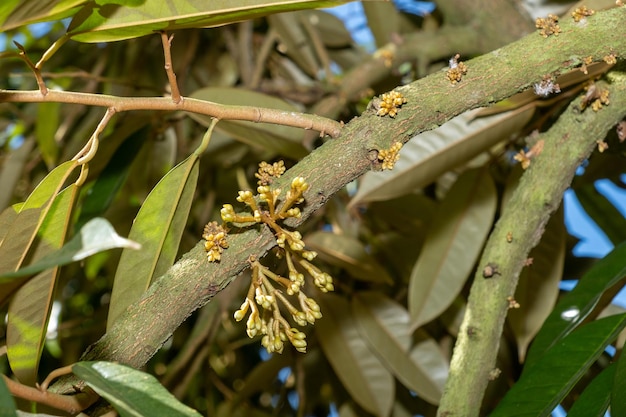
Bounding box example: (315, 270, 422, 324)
(36, 7, 625, 397)
(438, 70, 626, 417)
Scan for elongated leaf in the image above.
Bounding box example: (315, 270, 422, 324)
(408, 168, 497, 329)
(0, 374, 18, 417)
(567, 364, 614, 417)
(0, 0, 85, 31)
(576, 181, 626, 246)
(352, 293, 448, 405)
(524, 242, 626, 369)
(68, 0, 351, 43)
(612, 339, 626, 416)
(0, 218, 140, 281)
(189, 88, 307, 159)
(0, 160, 78, 303)
(304, 232, 393, 284)
(107, 155, 199, 330)
(73, 361, 202, 417)
(507, 208, 565, 362)
(269, 12, 320, 77)
(317, 294, 394, 417)
(491, 314, 626, 417)
(349, 107, 533, 207)
(36, 102, 61, 169)
(7, 185, 77, 385)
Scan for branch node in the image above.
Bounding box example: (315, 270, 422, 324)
(14, 41, 48, 96)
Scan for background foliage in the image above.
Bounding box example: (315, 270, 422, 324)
(1, 0, 626, 416)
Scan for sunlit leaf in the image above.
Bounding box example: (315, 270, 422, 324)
(189, 87, 308, 159)
(0, 160, 78, 303)
(73, 361, 202, 417)
(107, 155, 199, 330)
(353, 292, 448, 404)
(317, 294, 394, 417)
(0, 372, 18, 416)
(6, 184, 77, 385)
(507, 208, 565, 362)
(408, 168, 497, 329)
(0, 0, 85, 31)
(304, 231, 393, 284)
(68, 0, 352, 43)
(0, 218, 140, 282)
(524, 242, 626, 369)
(491, 314, 626, 417)
(349, 107, 533, 207)
(567, 364, 614, 417)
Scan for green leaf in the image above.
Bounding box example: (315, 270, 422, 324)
(0, 0, 85, 31)
(72, 361, 202, 417)
(0, 375, 18, 417)
(68, 0, 351, 43)
(6, 184, 77, 385)
(490, 314, 626, 417)
(0, 217, 140, 282)
(107, 155, 199, 330)
(316, 294, 394, 417)
(612, 338, 626, 416)
(362, 1, 399, 48)
(0, 160, 78, 303)
(575, 181, 626, 246)
(304, 231, 393, 284)
(507, 208, 565, 362)
(567, 364, 614, 417)
(35, 103, 61, 169)
(408, 168, 497, 329)
(189, 88, 308, 159)
(349, 107, 533, 207)
(524, 242, 626, 369)
(352, 293, 448, 405)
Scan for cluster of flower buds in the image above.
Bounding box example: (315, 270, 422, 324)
(213, 161, 335, 354)
(377, 91, 407, 118)
(377, 141, 403, 170)
(202, 222, 229, 262)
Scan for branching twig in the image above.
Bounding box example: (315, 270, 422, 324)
(13, 41, 48, 96)
(0, 89, 342, 138)
(160, 32, 182, 104)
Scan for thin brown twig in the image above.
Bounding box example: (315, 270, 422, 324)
(160, 32, 182, 104)
(13, 41, 48, 96)
(3, 374, 98, 414)
(0, 89, 343, 137)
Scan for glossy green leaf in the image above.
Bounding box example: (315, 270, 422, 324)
(6, 184, 77, 385)
(0, 217, 140, 281)
(350, 107, 533, 207)
(304, 231, 393, 284)
(317, 294, 394, 417)
(612, 338, 626, 416)
(507, 208, 565, 362)
(107, 155, 199, 330)
(575, 181, 626, 246)
(0, 160, 78, 303)
(0, 374, 18, 417)
(352, 292, 448, 405)
(491, 314, 626, 417)
(0, 0, 85, 31)
(68, 0, 351, 43)
(524, 242, 626, 369)
(408, 168, 497, 329)
(189, 88, 307, 159)
(73, 361, 202, 417)
(567, 363, 614, 417)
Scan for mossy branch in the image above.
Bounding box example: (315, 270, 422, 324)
(32, 7, 626, 401)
